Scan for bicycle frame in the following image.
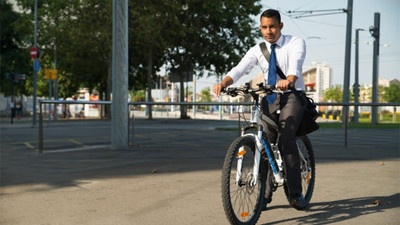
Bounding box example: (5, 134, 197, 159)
(236, 103, 285, 187)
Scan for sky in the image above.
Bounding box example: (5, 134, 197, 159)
(194, 0, 400, 92)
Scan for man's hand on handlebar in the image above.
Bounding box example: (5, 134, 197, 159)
(213, 76, 234, 97)
(276, 80, 292, 91)
(277, 75, 297, 91)
(213, 83, 224, 97)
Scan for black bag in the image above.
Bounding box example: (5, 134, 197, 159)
(259, 42, 319, 136)
(296, 94, 320, 136)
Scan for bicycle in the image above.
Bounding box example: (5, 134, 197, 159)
(221, 83, 316, 225)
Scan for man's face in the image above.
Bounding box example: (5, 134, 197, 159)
(260, 16, 283, 43)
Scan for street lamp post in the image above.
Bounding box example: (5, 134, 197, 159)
(353, 28, 364, 123)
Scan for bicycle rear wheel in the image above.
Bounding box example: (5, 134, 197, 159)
(221, 135, 266, 225)
(284, 135, 316, 210)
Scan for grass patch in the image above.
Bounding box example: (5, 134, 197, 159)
(217, 122, 399, 130)
(216, 127, 258, 131)
(315, 122, 399, 129)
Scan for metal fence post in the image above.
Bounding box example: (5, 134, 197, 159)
(39, 101, 43, 153)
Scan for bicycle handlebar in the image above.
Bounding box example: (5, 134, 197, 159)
(222, 82, 291, 97)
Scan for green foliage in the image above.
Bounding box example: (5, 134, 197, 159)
(0, 0, 31, 96)
(166, 0, 262, 76)
(382, 83, 400, 122)
(131, 90, 145, 102)
(6, 0, 262, 103)
(382, 83, 400, 103)
(198, 87, 212, 102)
(198, 87, 212, 110)
(323, 85, 343, 102)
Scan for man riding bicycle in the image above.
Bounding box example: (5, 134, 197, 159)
(213, 9, 307, 209)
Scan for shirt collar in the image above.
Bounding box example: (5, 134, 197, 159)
(265, 34, 284, 48)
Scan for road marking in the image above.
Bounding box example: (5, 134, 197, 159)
(24, 142, 36, 150)
(68, 139, 88, 147)
(44, 145, 109, 154)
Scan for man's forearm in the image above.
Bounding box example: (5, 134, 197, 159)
(220, 76, 233, 88)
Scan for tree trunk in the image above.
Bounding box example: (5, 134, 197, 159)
(98, 86, 105, 119)
(180, 75, 188, 119)
(147, 55, 152, 120)
(106, 57, 112, 120)
(393, 107, 397, 123)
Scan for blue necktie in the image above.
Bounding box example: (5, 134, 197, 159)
(267, 44, 277, 104)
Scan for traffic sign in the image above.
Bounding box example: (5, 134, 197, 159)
(44, 69, 51, 79)
(51, 69, 57, 79)
(6, 73, 25, 80)
(34, 60, 41, 73)
(13, 74, 26, 80)
(44, 69, 57, 80)
(30, 47, 38, 59)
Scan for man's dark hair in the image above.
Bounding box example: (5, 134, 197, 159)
(260, 9, 281, 23)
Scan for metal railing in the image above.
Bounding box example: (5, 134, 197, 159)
(38, 100, 400, 153)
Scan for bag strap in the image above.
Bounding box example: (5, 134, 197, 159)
(259, 42, 286, 80)
(259, 42, 307, 105)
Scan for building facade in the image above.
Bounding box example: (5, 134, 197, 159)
(301, 61, 332, 102)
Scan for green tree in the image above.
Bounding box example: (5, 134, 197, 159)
(131, 90, 146, 102)
(0, 0, 31, 96)
(166, 0, 262, 118)
(198, 87, 212, 110)
(323, 85, 343, 102)
(129, 1, 179, 119)
(382, 83, 400, 122)
(10, 0, 262, 119)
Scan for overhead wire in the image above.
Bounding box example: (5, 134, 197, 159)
(293, 0, 322, 11)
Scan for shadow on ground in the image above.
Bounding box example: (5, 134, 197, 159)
(262, 193, 400, 225)
(1, 119, 399, 189)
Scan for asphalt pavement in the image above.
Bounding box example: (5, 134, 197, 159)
(0, 117, 399, 225)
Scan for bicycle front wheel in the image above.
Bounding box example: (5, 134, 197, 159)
(221, 135, 266, 225)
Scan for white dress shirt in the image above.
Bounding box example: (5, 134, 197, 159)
(225, 34, 306, 91)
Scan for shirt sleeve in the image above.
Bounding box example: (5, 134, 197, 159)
(286, 37, 306, 77)
(225, 46, 258, 83)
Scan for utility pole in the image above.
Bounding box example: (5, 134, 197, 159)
(111, 0, 129, 150)
(370, 13, 380, 124)
(32, 0, 38, 126)
(288, 0, 353, 147)
(54, 39, 58, 121)
(353, 28, 364, 123)
(342, 0, 353, 143)
(193, 73, 196, 118)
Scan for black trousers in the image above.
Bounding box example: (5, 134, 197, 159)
(261, 92, 304, 197)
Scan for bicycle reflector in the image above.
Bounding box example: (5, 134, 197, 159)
(240, 212, 249, 217)
(237, 150, 246, 157)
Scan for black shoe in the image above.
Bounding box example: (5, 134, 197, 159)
(261, 197, 272, 211)
(289, 193, 306, 209)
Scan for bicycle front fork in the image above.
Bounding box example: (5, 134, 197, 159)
(236, 131, 285, 187)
